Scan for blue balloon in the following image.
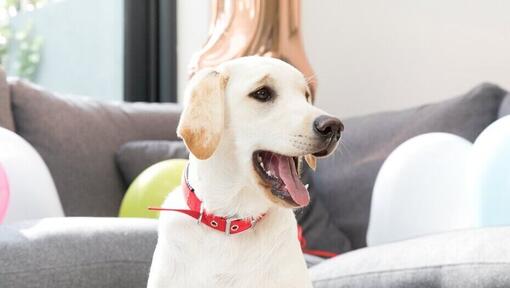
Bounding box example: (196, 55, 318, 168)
(470, 116, 510, 227)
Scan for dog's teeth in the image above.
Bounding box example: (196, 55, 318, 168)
(305, 184, 309, 189)
(261, 162, 265, 169)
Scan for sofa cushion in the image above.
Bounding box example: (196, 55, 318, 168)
(307, 83, 508, 249)
(0, 68, 15, 131)
(0, 217, 321, 287)
(0, 217, 157, 288)
(499, 94, 510, 118)
(296, 194, 353, 256)
(310, 227, 510, 288)
(296, 168, 353, 256)
(116, 140, 190, 186)
(9, 79, 182, 216)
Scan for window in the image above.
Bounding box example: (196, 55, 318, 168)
(0, 0, 177, 103)
(1, 0, 125, 101)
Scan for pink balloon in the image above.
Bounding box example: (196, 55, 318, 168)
(0, 163, 9, 223)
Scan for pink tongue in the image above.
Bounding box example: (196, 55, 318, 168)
(276, 155, 310, 207)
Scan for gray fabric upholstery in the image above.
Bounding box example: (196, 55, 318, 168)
(0, 217, 157, 288)
(499, 94, 510, 118)
(296, 166, 352, 255)
(116, 140, 189, 186)
(0, 68, 15, 131)
(9, 79, 182, 216)
(310, 227, 510, 288)
(307, 83, 508, 249)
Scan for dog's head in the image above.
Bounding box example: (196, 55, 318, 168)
(178, 56, 342, 208)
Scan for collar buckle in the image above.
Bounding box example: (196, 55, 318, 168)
(225, 218, 233, 236)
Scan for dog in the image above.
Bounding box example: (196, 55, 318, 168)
(147, 56, 342, 288)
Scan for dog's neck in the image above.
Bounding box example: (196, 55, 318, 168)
(186, 146, 273, 219)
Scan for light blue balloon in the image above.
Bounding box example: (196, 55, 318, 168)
(470, 116, 510, 227)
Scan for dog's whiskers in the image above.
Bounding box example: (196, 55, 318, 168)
(305, 74, 317, 84)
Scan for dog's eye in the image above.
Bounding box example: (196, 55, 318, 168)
(249, 86, 274, 102)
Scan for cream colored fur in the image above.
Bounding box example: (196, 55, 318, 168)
(147, 56, 336, 288)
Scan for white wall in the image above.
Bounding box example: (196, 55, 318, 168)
(177, 0, 210, 102)
(178, 0, 510, 118)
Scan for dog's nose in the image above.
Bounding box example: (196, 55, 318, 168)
(313, 115, 343, 140)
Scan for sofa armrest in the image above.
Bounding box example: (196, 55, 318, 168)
(0, 217, 157, 288)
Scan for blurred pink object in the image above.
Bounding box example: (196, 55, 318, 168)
(0, 163, 9, 223)
(0, 127, 64, 224)
(189, 0, 317, 100)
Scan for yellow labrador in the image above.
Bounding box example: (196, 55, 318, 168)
(148, 56, 342, 288)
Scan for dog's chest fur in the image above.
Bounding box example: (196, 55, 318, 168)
(147, 188, 311, 288)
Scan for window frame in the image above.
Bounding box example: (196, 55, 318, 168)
(124, 0, 177, 103)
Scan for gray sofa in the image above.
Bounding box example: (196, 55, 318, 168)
(1, 65, 510, 288)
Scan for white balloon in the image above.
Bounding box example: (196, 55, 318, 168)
(0, 127, 64, 224)
(0, 162, 8, 222)
(469, 115, 510, 227)
(367, 133, 477, 246)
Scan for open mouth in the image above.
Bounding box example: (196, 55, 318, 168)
(252, 151, 310, 207)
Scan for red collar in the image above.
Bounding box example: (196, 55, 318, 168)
(149, 166, 264, 235)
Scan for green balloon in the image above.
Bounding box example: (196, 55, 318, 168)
(119, 159, 187, 218)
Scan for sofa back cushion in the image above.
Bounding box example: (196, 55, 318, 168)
(116, 140, 190, 186)
(307, 83, 508, 249)
(9, 79, 182, 216)
(499, 93, 510, 118)
(0, 69, 15, 131)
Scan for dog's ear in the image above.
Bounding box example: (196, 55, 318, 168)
(177, 69, 228, 160)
